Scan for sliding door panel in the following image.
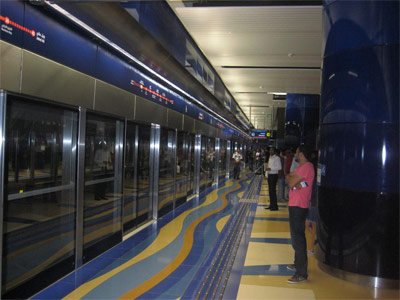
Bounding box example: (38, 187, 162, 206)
(158, 128, 176, 217)
(2, 96, 78, 299)
(83, 114, 123, 263)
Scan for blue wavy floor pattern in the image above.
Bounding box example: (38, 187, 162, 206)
(33, 172, 253, 300)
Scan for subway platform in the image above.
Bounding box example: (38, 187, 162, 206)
(32, 171, 399, 300)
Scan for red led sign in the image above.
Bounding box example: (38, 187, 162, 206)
(130, 80, 173, 104)
(0, 15, 36, 37)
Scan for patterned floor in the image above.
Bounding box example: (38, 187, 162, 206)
(236, 179, 399, 300)
(32, 174, 399, 300)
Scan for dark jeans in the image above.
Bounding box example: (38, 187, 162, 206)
(209, 162, 214, 179)
(233, 162, 241, 179)
(289, 206, 309, 278)
(267, 174, 278, 209)
(256, 160, 263, 174)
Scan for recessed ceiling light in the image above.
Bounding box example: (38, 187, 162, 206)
(267, 92, 287, 95)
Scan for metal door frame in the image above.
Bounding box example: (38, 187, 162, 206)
(75, 107, 86, 268)
(194, 134, 201, 194)
(115, 119, 124, 226)
(149, 124, 160, 220)
(214, 138, 220, 185)
(133, 124, 139, 223)
(0, 90, 7, 295)
(226, 140, 231, 178)
(121, 119, 128, 235)
(172, 129, 178, 209)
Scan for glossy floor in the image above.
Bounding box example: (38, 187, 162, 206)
(32, 174, 399, 299)
(237, 179, 399, 300)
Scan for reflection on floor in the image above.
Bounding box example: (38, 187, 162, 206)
(236, 178, 399, 300)
(32, 175, 399, 300)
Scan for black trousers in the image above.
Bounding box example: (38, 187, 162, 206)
(267, 174, 278, 209)
(289, 206, 309, 278)
(233, 162, 241, 179)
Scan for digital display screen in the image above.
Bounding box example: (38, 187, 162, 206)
(251, 130, 273, 139)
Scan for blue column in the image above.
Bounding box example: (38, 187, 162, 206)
(317, 0, 399, 286)
(284, 93, 320, 148)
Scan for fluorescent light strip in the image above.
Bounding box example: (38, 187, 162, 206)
(267, 92, 287, 95)
(44, 1, 249, 137)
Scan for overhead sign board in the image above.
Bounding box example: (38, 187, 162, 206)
(251, 130, 273, 139)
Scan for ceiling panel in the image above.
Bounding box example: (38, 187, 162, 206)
(220, 68, 321, 94)
(170, 3, 323, 129)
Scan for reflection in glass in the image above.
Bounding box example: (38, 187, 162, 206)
(230, 141, 237, 175)
(176, 132, 187, 207)
(3, 97, 77, 299)
(200, 136, 215, 193)
(123, 122, 136, 232)
(158, 129, 176, 217)
(83, 114, 123, 263)
(186, 134, 195, 197)
(122, 123, 151, 233)
(137, 125, 151, 224)
(219, 139, 227, 179)
(176, 132, 195, 207)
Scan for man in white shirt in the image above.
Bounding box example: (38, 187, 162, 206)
(265, 147, 282, 211)
(232, 149, 243, 179)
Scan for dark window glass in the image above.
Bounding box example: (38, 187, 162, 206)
(83, 114, 123, 263)
(123, 122, 137, 232)
(176, 132, 194, 207)
(219, 139, 227, 179)
(158, 128, 176, 217)
(200, 136, 215, 193)
(186, 134, 195, 197)
(137, 125, 151, 224)
(3, 96, 77, 299)
(230, 141, 237, 174)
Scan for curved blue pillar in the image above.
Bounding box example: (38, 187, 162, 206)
(318, 0, 399, 287)
(285, 93, 320, 147)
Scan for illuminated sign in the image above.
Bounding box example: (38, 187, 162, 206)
(0, 15, 36, 37)
(0, 13, 47, 44)
(216, 122, 225, 129)
(130, 80, 173, 104)
(252, 130, 272, 139)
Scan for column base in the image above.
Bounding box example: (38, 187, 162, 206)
(316, 246, 400, 289)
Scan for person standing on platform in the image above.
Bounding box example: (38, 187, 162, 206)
(264, 147, 282, 211)
(285, 146, 315, 284)
(232, 148, 243, 179)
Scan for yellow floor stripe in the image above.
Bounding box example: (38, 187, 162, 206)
(237, 282, 316, 299)
(118, 181, 243, 299)
(62, 180, 240, 300)
(251, 220, 290, 233)
(239, 183, 400, 300)
(216, 215, 230, 232)
(244, 242, 293, 266)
